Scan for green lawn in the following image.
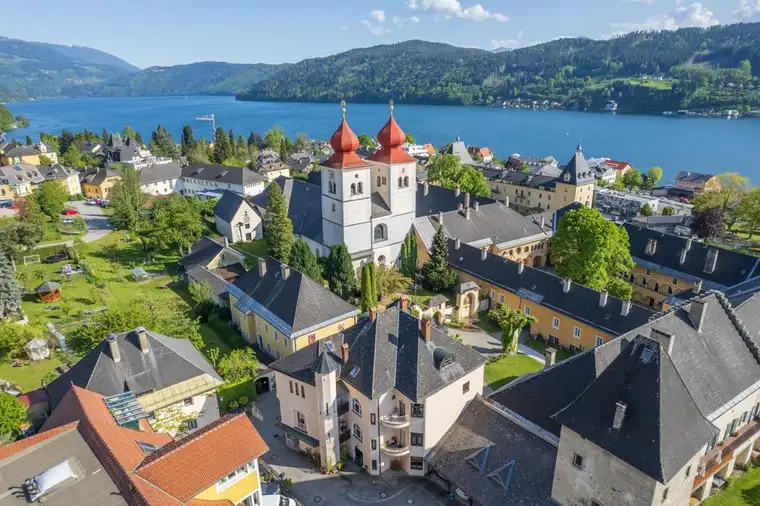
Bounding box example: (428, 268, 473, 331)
(406, 288, 450, 306)
(475, 313, 501, 334)
(526, 339, 574, 362)
(234, 239, 269, 258)
(703, 463, 760, 506)
(484, 354, 543, 391)
(217, 379, 257, 413)
(0, 357, 63, 392)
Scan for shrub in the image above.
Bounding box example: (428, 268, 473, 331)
(238, 395, 249, 406)
(216, 306, 231, 321)
(228, 400, 239, 411)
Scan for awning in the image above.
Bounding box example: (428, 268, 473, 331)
(276, 422, 320, 448)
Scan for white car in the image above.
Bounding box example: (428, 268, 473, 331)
(85, 199, 96, 205)
(261, 494, 297, 506)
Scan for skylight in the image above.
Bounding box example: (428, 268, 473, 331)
(349, 366, 360, 378)
(465, 446, 491, 472)
(641, 347, 655, 364)
(326, 341, 336, 352)
(137, 441, 159, 453)
(488, 461, 516, 491)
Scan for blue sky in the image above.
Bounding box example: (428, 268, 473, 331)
(3, 0, 760, 68)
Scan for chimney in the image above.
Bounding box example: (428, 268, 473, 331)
(458, 203, 463, 211)
(704, 249, 719, 274)
(464, 192, 471, 209)
(454, 187, 461, 197)
(455, 238, 461, 250)
(651, 328, 675, 355)
(612, 401, 627, 431)
(481, 249, 488, 260)
(562, 277, 572, 293)
(646, 239, 657, 256)
(400, 296, 408, 312)
(693, 279, 703, 294)
(136, 326, 149, 354)
(544, 347, 557, 369)
(421, 318, 432, 342)
(437, 211, 444, 225)
(540, 216, 545, 228)
(474, 201, 479, 212)
(599, 291, 608, 307)
(257, 257, 267, 277)
(690, 300, 708, 332)
(680, 238, 692, 265)
(517, 261, 524, 274)
(223, 237, 229, 248)
(621, 299, 632, 316)
(107, 333, 121, 363)
(504, 197, 509, 207)
(424, 181, 429, 196)
(369, 308, 377, 322)
(280, 264, 290, 279)
(465, 207, 471, 220)
(341, 343, 349, 362)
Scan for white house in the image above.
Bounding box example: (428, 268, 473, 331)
(214, 190, 263, 243)
(181, 163, 267, 198)
(139, 162, 183, 196)
(402, 143, 431, 159)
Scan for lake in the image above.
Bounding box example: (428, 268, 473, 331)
(5, 95, 760, 183)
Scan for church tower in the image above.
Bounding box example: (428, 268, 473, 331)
(312, 350, 340, 468)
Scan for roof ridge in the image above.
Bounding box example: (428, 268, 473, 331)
(144, 329, 217, 380)
(714, 291, 760, 366)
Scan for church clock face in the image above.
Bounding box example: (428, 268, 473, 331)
(564, 173, 570, 182)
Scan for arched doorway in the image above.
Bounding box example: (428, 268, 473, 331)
(433, 312, 443, 325)
(255, 376, 270, 394)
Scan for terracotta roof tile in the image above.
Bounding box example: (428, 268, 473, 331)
(0, 421, 78, 459)
(16, 387, 49, 407)
(135, 414, 269, 501)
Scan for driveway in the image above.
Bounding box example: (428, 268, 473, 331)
(250, 391, 451, 506)
(442, 326, 545, 363)
(67, 201, 112, 243)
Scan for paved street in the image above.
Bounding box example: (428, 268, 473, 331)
(67, 200, 113, 243)
(250, 391, 453, 506)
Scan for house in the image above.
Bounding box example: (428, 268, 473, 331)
(443, 136, 475, 165)
(423, 143, 436, 156)
(625, 224, 760, 309)
(37, 164, 82, 196)
(588, 160, 618, 184)
(268, 301, 488, 474)
(593, 187, 660, 219)
(604, 160, 632, 178)
(80, 167, 121, 199)
(467, 146, 493, 163)
(45, 327, 224, 436)
(228, 257, 360, 359)
(178, 236, 247, 307)
(486, 145, 596, 215)
(0, 385, 269, 506)
(138, 162, 183, 195)
(630, 215, 694, 235)
(0, 142, 58, 166)
(214, 190, 262, 243)
(103, 133, 171, 169)
(0, 163, 44, 197)
(181, 163, 267, 197)
(674, 171, 720, 193)
(490, 290, 760, 505)
(403, 143, 432, 159)
(258, 148, 280, 165)
(257, 162, 292, 182)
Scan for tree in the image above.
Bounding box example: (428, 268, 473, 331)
(149, 124, 177, 158)
(279, 138, 288, 161)
(181, 125, 195, 156)
(218, 348, 259, 382)
(622, 169, 643, 189)
(400, 232, 418, 278)
(110, 168, 145, 232)
(235, 134, 247, 159)
(405, 133, 416, 144)
(552, 207, 634, 293)
(358, 134, 375, 148)
(0, 222, 43, 259)
(662, 206, 675, 216)
(263, 183, 294, 263)
(0, 252, 22, 320)
(0, 324, 32, 359)
(488, 304, 536, 354)
(25, 135, 32, 146)
(62, 144, 83, 168)
(646, 166, 663, 188)
(34, 181, 69, 219)
(38, 154, 53, 165)
(264, 127, 285, 150)
(188, 280, 213, 305)
(144, 194, 205, 254)
(289, 239, 322, 282)
(421, 225, 457, 293)
(207, 347, 220, 367)
(640, 203, 654, 217)
(123, 126, 138, 140)
(294, 134, 309, 151)
(0, 393, 26, 442)
(606, 277, 633, 301)
(247, 131, 262, 150)
(738, 188, 760, 238)
(326, 244, 356, 299)
(187, 142, 210, 164)
(375, 266, 411, 301)
(360, 263, 376, 312)
(692, 207, 725, 239)
(427, 154, 490, 196)
(212, 127, 231, 164)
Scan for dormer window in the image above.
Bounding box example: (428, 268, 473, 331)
(645, 239, 657, 256)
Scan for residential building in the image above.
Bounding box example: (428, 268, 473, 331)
(423, 143, 436, 156)
(625, 224, 760, 309)
(402, 143, 431, 158)
(228, 257, 360, 359)
(443, 136, 475, 165)
(258, 148, 280, 165)
(434, 239, 653, 351)
(0, 142, 58, 166)
(269, 302, 487, 475)
(594, 187, 660, 219)
(80, 167, 121, 199)
(45, 326, 224, 436)
(630, 215, 694, 235)
(0, 385, 269, 506)
(0, 163, 44, 197)
(178, 236, 248, 307)
(138, 162, 182, 195)
(467, 146, 493, 163)
(38, 164, 82, 196)
(257, 162, 292, 182)
(603, 159, 632, 177)
(487, 145, 596, 215)
(181, 163, 267, 197)
(674, 171, 720, 193)
(103, 133, 172, 169)
(587, 159, 618, 184)
(214, 190, 263, 243)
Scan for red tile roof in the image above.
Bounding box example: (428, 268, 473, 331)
(0, 421, 78, 459)
(135, 414, 269, 502)
(606, 160, 631, 171)
(16, 388, 49, 407)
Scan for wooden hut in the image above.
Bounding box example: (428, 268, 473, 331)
(35, 281, 61, 303)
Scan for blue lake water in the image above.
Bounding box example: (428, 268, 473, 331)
(5, 95, 760, 183)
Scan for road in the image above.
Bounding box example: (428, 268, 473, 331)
(67, 201, 113, 243)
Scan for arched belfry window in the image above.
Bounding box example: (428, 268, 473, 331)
(374, 224, 387, 242)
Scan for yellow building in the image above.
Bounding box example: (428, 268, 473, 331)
(487, 145, 596, 215)
(80, 167, 121, 198)
(0, 162, 44, 197)
(0, 142, 58, 166)
(674, 170, 721, 193)
(229, 257, 360, 359)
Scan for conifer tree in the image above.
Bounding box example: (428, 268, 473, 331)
(289, 239, 322, 282)
(361, 264, 372, 312)
(279, 138, 288, 161)
(181, 125, 195, 156)
(0, 251, 22, 320)
(400, 232, 418, 278)
(264, 183, 294, 263)
(368, 262, 378, 308)
(212, 127, 230, 164)
(421, 225, 457, 292)
(326, 244, 356, 299)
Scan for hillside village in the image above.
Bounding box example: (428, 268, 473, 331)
(1, 105, 760, 506)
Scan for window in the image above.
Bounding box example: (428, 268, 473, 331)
(185, 419, 199, 430)
(549, 335, 559, 346)
(523, 306, 531, 316)
(296, 411, 307, 432)
(411, 403, 424, 418)
(218, 464, 248, 488)
(398, 176, 403, 187)
(371, 439, 377, 450)
(331, 202, 336, 212)
(370, 413, 376, 425)
(462, 381, 470, 394)
(570, 344, 581, 353)
(274, 331, 278, 341)
(410, 457, 424, 470)
(377, 176, 381, 186)
(357, 182, 363, 194)
(498, 294, 505, 304)
(662, 488, 668, 501)
(490, 289, 496, 299)
(595, 336, 604, 347)
(552, 317, 560, 329)
(685, 465, 691, 478)
(374, 224, 387, 242)
(672, 278, 678, 285)
(289, 381, 293, 394)
(183, 397, 193, 407)
(572, 453, 584, 469)
(352, 398, 362, 417)
(350, 183, 357, 196)
(353, 423, 363, 442)
(382, 176, 387, 185)
(403, 176, 409, 187)
(411, 433, 424, 446)
(645, 269, 652, 276)
(301, 385, 305, 398)
(137, 441, 159, 453)
(573, 327, 581, 339)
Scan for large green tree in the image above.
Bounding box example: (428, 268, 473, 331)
(110, 167, 145, 232)
(421, 225, 457, 293)
(34, 181, 69, 219)
(218, 348, 259, 382)
(0, 324, 33, 360)
(0, 393, 26, 442)
(427, 154, 490, 196)
(400, 231, 418, 278)
(149, 124, 178, 158)
(552, 207, 634, 298)
(326, 244, 356, 299)
(263, 183, 294, 263)
(622, 169, 643, 189)
(212, 127, 231, 164)
(181, 125, 196, 156)
(289, 239, 322, 282)
(0, 252, 22, 320)
(143, 194, 205, 254)
(488, 304, 536, 354)
(737, 188, 760, 238)
(692, 173, 749, 231)
(264, 127, 285, 150)
(360, 263, 375, 312)
(645, 166, 663, 188)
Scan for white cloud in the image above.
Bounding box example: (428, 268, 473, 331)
(361, 19, 392, 35)
(735, 0, 760, 19)
(370, 10, 386, 23)
(392, 16, 404, 26)
(491, 30, 523, 49)
(410, 15, 421, 23)
(611, 2, 718, 32)
(340, 25, 349, 30)
(407, 0, 508, 22)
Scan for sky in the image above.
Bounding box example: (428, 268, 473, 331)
(2, 0, 760, 68)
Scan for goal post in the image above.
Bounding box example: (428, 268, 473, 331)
(23, 254, 41, 265)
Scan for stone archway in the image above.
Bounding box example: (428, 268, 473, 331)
(433, 311, 443, 325)
(454, 282, 481, 321)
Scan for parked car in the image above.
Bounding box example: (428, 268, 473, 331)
(62, 218, 75, 225)
(61, 208, 80, 215)
(85, 199, 96, 205)
(0, 200, 14, 208)
(100, 199, 111, 207)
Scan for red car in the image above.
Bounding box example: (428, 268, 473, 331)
(61, 208, 80, 215)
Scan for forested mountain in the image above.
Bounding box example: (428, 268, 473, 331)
(85, 62, 288, 97)
(239, 23, 760, 113)
(32, 41, 139, 73)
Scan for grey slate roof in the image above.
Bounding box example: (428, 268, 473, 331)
(138, 162, 182, 185)
(0, 163, 44, 185)
(493, 171, 558, 189)
(177, 236, 228, 269)
(675, 171, 714, 183)
(444, 138, 475, 165)
(630, 215, 693, 234)
(229, 256, 359, 337)
(251, 176, 323, 243)
(558, 145, 596, 186)
(214, 189, 249, 223)
(725, 277, 760, 306)
(554, 336, 717, 483)
(416, 183, 496, 217)
(425, 396, 556, 506)
(2, 144, 41, 157)
(80, 167, 119, 186)
(270, 307, 487, 401)
(182, 163, 266, 186)
(624, 224, 760, 288)
(46, 328, 223, 409)
(38, 164, 76, 181)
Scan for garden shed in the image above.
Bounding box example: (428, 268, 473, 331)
(35, 280, 61, 303)
(24, 337, 51, 361)
(131, 267, 149, 282)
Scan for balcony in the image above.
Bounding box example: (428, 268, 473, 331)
(693, 419, 760, 491)
(339, 428, 351, 444)
(380, 414, 410, 428)
(337, 400, 349, 416)
(381, 440, 410, 456)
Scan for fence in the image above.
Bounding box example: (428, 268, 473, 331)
(258, 458, 304, 506)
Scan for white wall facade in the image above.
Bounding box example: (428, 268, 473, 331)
(181, 179, 266, 198)
(216, 201, 263, 244)
(141, 177, 181, 196)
